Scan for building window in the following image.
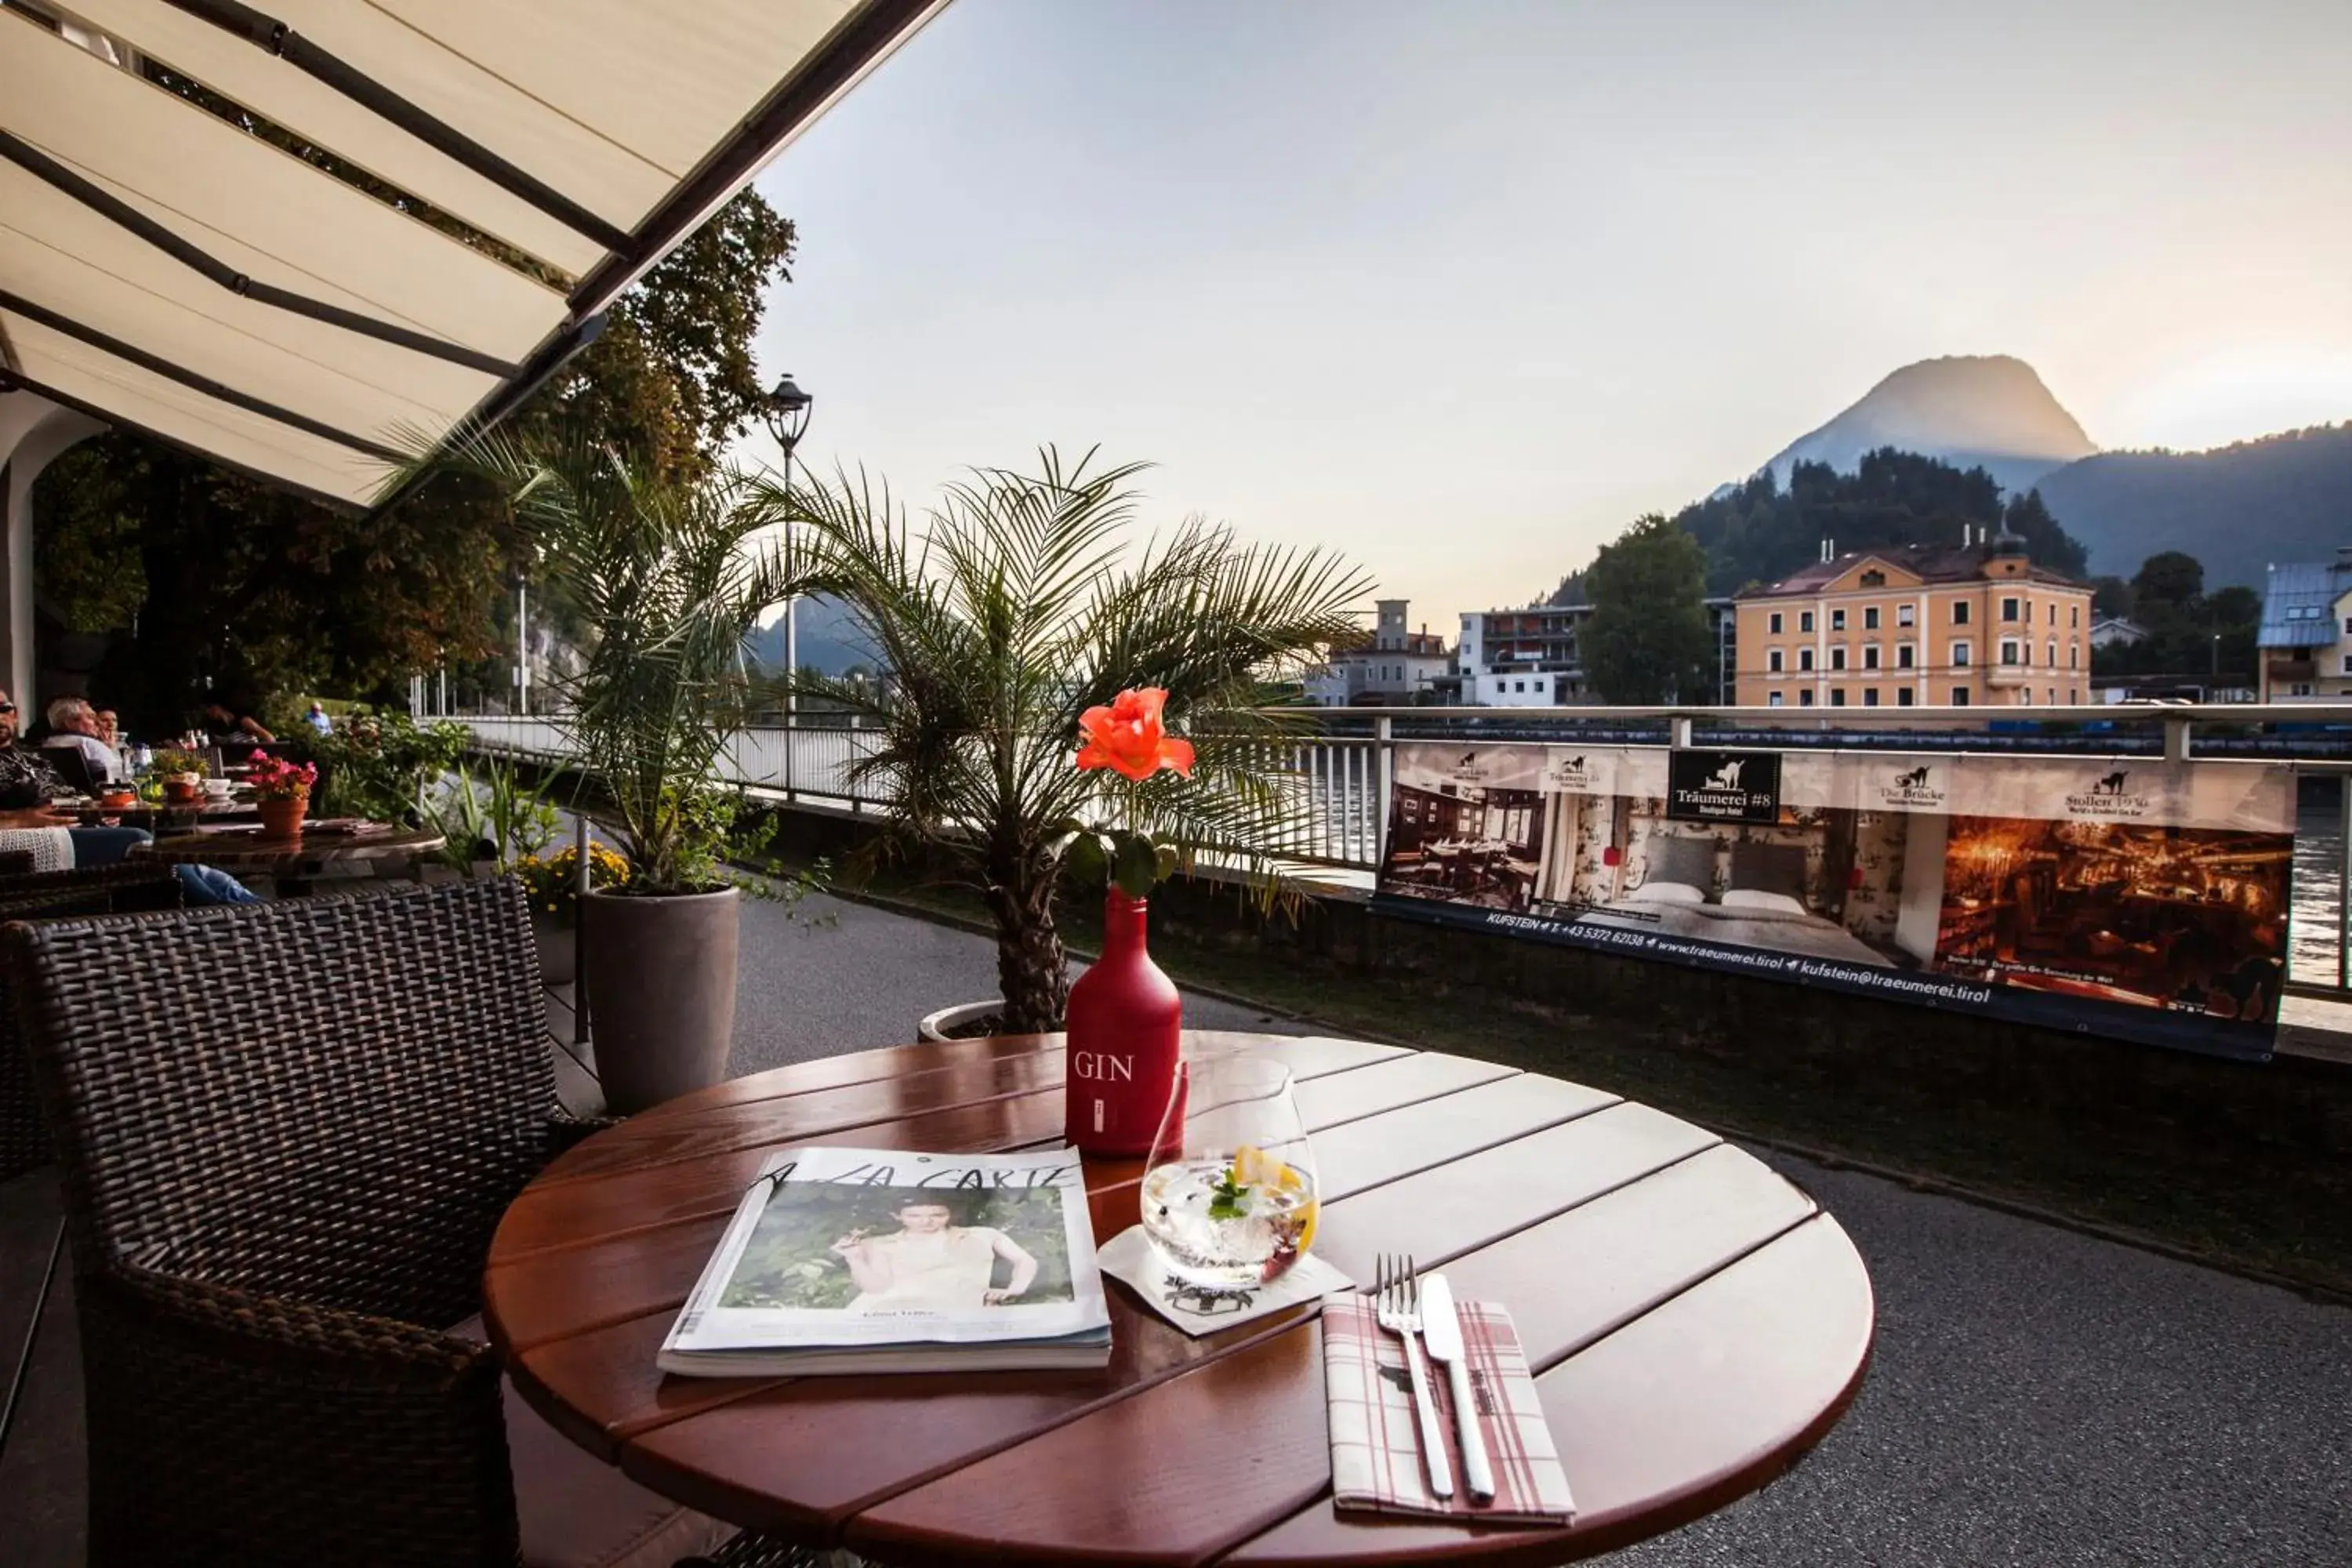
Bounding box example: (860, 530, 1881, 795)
(2292, 682, 2315, 696)
(1897, 688, 1915, 707)
(1769, 691, 1784, 708)
(1800, 611, 1815, 633)
(2047, 641, 2057, 668)
(1799, 648, 1815, 673)
(2342, 654, 2352, 675)
(2002, 596, 2020, 622)
(1831, 608, 1846, 631)
(2047, 688, 2058, 704)
(1769, 612, 1784, 635)
(1897, 604, 1915, 627)
(1952, 687, 1971, 706)
(1862, 688, 1879, 706)
(2048, 604, 2057, 626)
(1864, 645, 1881, 670)
(2069, 688, 2078, 704)
(1799, 690, 1815, 706)
(1953, 641, 1972, 668)
(2069, 645, 2078, 670)
(1860, 569, 1886, 587)
(1864, 607, 1880, 630)
(1953, 601, 1971, 626)
(1831, 647, 1847, 671)
(1897, 644, 1915, 669)
(2001, 640, 2020, 665)
(1830, 689, 1846, 706)
(1768, 648, 1784, 673)
(1514, 679, 1526, 692)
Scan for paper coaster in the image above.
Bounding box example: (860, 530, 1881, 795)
(1098, 1225, 1355, 1338)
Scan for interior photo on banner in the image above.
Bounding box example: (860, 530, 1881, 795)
(1374, 742, 2295, 1061)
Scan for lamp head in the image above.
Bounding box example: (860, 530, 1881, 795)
(762, 373, 813, 450)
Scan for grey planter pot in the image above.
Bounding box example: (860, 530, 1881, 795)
(917, 999, 1004, 1043)
(531, 910, 578, 987)
(582, 886, 740, 1114)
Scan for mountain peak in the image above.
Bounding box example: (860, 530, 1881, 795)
(1760, 354, 2099, 495)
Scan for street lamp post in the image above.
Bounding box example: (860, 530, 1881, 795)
(760, 373, 814, 722)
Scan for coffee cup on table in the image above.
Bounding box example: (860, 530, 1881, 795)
(202, 778, 235, 799)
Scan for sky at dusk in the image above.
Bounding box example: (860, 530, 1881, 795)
(746, 0, 2352, 624)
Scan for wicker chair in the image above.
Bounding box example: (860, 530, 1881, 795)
(0, 863, 187, 1181)
(5, 879, 743, 1567)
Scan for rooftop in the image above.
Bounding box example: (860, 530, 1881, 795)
(1744, 541, 2086, 597)
(2258, 558, 2352, 649)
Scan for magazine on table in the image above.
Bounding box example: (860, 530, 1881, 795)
(658, 1145, 1112, 1376)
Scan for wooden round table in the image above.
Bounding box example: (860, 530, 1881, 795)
(129, 823, 446, 889)
(485, 1033, 1874, 1566)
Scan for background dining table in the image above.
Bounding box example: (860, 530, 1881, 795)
(128, 822, 447, 891)
(483, 1030, 1875, 1566)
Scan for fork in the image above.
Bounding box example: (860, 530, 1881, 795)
(1374, 1253, 1454, 1501)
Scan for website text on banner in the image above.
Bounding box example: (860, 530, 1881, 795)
(1371, 743, 2292, 1062)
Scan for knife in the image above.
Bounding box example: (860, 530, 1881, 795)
(1420, 1274, 1495, 1503)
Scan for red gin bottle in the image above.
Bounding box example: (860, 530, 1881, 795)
(1064, 888, 1183, 1156)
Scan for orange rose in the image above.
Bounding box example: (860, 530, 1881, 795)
(1075, 687, 1196, 781)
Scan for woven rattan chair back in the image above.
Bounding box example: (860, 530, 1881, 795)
(10, 878, 554, 1327)
(0, 865, 187, 1181)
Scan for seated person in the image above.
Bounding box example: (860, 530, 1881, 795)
(199, 699, 275, 746)
(304, 701, 333, 735)
(0, 687, 255, 906)
(95, 708, 122, 748)
(42, 696, 129, 785)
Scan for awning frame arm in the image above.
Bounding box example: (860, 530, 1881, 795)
(0, 129, 521, 379)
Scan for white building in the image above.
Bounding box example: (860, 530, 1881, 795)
(2089, 615, 2148, 650)
(1305, 599, 1452, 706)
(2256, 553, 2352, 701)
(1457, 597, 1737, 706)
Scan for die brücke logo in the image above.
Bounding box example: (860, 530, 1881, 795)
(1874, 762, 1946, 810)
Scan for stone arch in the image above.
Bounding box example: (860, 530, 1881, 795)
(0, 389, 110, 714)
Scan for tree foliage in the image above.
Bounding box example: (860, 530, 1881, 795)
(401, 430, 799, 893)
(1582, 514, 1713, 704)
(27, 191, 797, 728)
(1655, 449, 2089, 597)
(761, 448, 1370, 1031)
(2092, 551, 2259, 684)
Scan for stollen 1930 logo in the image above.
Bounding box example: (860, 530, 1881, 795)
(1666, 749, 1782, 825)
(2063, 766, 2153, 820)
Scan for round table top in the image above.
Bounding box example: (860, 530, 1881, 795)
(129, 822, 445, 873)
(485, 1032, 1874, 1566)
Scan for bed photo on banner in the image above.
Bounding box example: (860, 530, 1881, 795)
(1374, 742, 2294, 1061)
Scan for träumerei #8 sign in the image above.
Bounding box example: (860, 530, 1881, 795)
(1372, 742, 2295, 1061)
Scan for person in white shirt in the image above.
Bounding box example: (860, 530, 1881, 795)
(42, 697, 128, 785)
(833, 1198, 1039, 1313)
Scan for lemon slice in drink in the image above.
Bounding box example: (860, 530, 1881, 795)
(1231, 1145, 1319, 1251)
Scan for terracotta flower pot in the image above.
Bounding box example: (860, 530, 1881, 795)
(582, 886, 739, 1114)
(163, 778, 202, 804)
(256, 792, 308, 840)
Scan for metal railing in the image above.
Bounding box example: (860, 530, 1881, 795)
(447, 702, 2352, 998)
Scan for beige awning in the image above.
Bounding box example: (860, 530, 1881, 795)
(0, 0, 944, 507)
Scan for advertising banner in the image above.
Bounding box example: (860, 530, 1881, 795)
(1372, 743, 2295, 1061)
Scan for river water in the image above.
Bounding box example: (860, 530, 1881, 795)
(2292, 778, 2345, 989)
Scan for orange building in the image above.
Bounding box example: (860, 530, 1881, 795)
(1733, 533, 2094, 710)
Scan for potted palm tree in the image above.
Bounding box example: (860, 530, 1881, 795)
(401, 432, 803, 1112)
(764, 448, 1367, 1052)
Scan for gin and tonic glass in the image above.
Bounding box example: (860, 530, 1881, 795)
(1139, 1055, 1319, 1290)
